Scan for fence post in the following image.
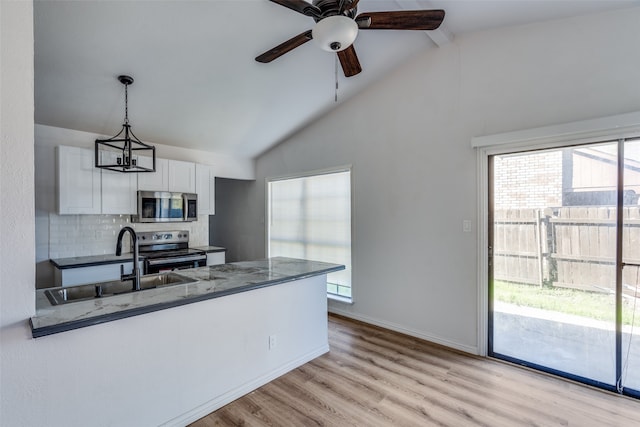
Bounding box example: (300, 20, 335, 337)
(543, 208, 556, 286)
(535, 209, 542, 287)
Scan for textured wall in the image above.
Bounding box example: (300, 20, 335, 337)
(0, 1, 37, 425)
(3, 4, 327, 426)
(214, 6, 640, 354)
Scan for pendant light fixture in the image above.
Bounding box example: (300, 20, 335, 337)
(95, 75, 155, 173)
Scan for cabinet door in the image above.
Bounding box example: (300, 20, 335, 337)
(58, 145, 101, 214)
(206, 252, 225, 266)
(137, 157, 168, 191)
(100, 151, 137, 214)
(55, 261, 143, 287)
(195, 163, 215, 215)
(168, 160, 196, 193)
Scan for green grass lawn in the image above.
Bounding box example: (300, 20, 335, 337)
(494, 281, 640, 326)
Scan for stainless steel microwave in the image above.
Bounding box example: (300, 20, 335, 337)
(132, 191, 197, 222)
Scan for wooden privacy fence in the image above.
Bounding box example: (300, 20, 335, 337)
(493, 207, 640, 297)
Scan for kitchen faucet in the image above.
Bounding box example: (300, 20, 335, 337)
(115, 226, 141, 291)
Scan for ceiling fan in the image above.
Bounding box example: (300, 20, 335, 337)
(255, 0, 445, 77)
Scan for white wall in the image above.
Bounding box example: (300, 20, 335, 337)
(1, 3, 327, 427)
(0, 0, 37, 422)
(6, 3, 640, 424)
(217, 7, 640, 354)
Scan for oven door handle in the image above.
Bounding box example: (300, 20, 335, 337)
(146, 255, 207, 266)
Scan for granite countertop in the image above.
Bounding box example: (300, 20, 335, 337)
(31, 257, 344, 338)
(192, 246, 226, 253)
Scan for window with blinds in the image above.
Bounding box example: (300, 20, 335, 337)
(267, 169, 352, 300)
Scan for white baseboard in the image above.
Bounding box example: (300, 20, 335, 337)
(328, 307, 478, 355)
(160, 344, 330, 427)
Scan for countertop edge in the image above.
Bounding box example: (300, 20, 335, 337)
(50, 246, 226, 269)
(50, 257, 144, 269)
(192, 246, 226, 253)
(31, 263, 344, 338)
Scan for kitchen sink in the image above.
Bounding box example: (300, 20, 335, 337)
(44, 272, 197, 306)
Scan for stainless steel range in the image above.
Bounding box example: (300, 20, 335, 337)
(136, 230, 207, 274)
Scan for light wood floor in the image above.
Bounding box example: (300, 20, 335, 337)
(190, 314, 640, 426)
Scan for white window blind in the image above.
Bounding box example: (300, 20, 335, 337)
(268, 169, 352, 299)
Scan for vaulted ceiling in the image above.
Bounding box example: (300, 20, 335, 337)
(34, 0, 640, 159)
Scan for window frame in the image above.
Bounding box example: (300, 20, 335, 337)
(474, 111, 640, 357)
(265, 165, 354, 302)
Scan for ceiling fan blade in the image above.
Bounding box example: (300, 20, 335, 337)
(337, 45, 362, 77)
(356, 10, 445, 30)
(269, 0, 322, 18)
(338, 0, 360, 13)
(255, 30, 313, 63)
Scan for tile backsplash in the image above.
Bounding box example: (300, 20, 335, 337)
(48, 213, 210, 259)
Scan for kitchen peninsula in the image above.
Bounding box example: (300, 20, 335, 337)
(31, 257, 344, 337)
(28, 257, 343, 426)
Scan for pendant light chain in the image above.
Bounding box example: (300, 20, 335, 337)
(95, 74, 156, 173)
(124, 83, 129, 125)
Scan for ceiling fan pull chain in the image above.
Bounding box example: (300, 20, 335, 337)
(335, 55, 339, 102)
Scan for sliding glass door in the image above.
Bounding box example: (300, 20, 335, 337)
(489, 139, 640, 396)
(621, 138, 640, 395)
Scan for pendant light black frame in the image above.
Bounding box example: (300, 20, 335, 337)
(95, 75, 156, 173)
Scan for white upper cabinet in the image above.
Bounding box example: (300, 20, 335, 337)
(59, 146, 137, 215)
(137, 157, 168, 192)
(196, 163, 215, 215)
(168, 159, 196, 193)
(100, 151, 137, 214)
(138, 158, 195, 193)
(58, 146, 212, 216)
(58, 145, 101, 214)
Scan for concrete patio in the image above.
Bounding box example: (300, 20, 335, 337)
(493, 301, 640, 391)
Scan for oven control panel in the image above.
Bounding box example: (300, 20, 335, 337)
(138, 230, 190, 246)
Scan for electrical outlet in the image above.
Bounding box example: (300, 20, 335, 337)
(269, 335, 277, 350)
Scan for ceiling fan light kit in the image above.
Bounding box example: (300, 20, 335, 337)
(95, 75, 156, 173)
(312, 15, 358, 52)
(256, 0, 445, 77)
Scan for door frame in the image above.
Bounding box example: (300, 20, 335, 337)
(474, 111, 640, 357)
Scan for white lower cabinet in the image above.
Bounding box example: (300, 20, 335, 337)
(55, 261, 144, 287)
(206, 252, 225, 266)
(56, 255, 222, 286)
